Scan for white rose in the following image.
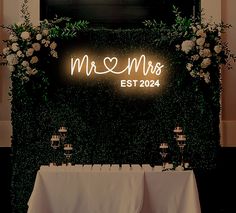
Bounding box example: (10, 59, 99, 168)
(21, 31, 30, 40)
(181, 40, 195, 54)
(3, 47, 10, 56)
(50, 41, 57, 50)
(17, 50, 24, 57)
(191, 54, 200, 61)
(8, 65, 15, 72)
(11, 43, 19, 52)
(9, 34, 18, 42)
(196, 29, 206, 37)
(214, 45, 222, 54)
(32, 43, 41, 51)
(50, 50, 58, 58)
(36, 34, 42, 41)
(175, 44, 181, 51)
(22, 60, 29, 67)
(196, 37, 205, 46)
(201, 58, 211, 68)
(26, 48, 34, 57)
(6, 54, 18, 65)
(200, 49, 212, 58)
(44, 40, 50, 47)
(42, 29, 49, 36)
(26, 68, 38, 76)
(186, 63, 193, 71)
(30, 56, 39, 64)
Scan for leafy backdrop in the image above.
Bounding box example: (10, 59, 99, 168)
(9, 28, 221, 212)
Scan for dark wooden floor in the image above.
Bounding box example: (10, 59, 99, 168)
(0, 147, 236, 213)
(0, 148, 12, 213)
(196, 147, 236, 213)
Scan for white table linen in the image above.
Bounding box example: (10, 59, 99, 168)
(27, 165, 144, 213)
(141, 170, 201, 213)
(27, 165, 201, 213)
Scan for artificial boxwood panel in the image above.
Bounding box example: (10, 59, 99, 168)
(10, 29, 220, 213)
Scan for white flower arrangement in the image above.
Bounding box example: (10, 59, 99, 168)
(1, 21, 59, 83)
(0, 0, 88, 84)
(177, 21, 236, 83)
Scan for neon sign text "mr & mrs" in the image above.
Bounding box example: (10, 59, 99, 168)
(70, 54, 164, 88)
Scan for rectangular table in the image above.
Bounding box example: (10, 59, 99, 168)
(27, 165, 201, 213)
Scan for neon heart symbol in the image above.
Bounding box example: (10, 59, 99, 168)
(103, 57, 118, 71)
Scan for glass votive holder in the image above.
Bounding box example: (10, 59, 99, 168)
(50, 134, 60, 149)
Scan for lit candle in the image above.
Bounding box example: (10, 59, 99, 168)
(51, 134, 60, 141)
(174, 126, 183, 133)
(159, 143, 168, 149)
(59, 126, 67, 133)
(64, 143, 73, 151)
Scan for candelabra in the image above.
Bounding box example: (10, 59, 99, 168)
(64, 143, 73, 165)
(176, 134, 186, 167)
(50, 134, 60, 165)
(173, 126, 183, 138)
(58, 126, 67, 144)
(159, 142, 168, 170)
(50, 126, 68, 165)
(173, 126, 186, 168)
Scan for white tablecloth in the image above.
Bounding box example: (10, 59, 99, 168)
(27, 165, 201, 213)
(141, 170, 201, 213)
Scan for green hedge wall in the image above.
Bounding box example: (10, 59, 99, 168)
(10, 29, 220, 213)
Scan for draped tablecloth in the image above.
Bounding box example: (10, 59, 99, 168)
(141, 170, 201, 213)
(27, 165, 201, 213)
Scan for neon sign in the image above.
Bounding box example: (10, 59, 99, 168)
(71, 55, 164, 77)
(69, 54, 165, 90)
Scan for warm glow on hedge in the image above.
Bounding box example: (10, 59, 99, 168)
(67, 52, 167, 95)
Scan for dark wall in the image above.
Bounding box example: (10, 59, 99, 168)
(0, 148, 12, 213)
(195, 147, 236, 213)
(40, 0, 200, 28)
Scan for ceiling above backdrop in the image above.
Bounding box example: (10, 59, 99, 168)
(40, 0, 200, 28)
